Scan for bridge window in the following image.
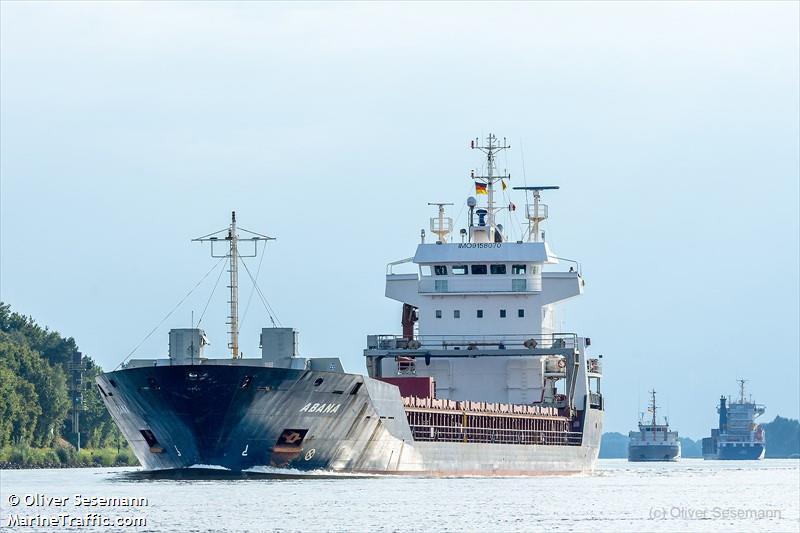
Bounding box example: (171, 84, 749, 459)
(518, 309, 525, 318)
(500, 309, 506, 318)
(434, 265, 447, 275)
(476, 310, 483, 318)
(452, 265, 468, 275)
(490, 264, 506, 274)
(453, 310, 460, 319)
(435, 310, 442, 319)
(471, 264, 487, 275)
(512, 264, 526, 275)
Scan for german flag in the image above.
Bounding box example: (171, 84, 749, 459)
(475, 182, 488, 195)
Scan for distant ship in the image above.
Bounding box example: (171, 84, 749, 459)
(628, 390, 680, 462)
(702, 380, 765, 460)
(97, 134, 605, 474)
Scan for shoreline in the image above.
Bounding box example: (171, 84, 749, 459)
(0, 461, 137, 470)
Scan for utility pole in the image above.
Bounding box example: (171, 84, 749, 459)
(69, 351, 83, 450)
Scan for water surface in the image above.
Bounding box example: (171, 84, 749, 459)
(1, 459, 797, 532)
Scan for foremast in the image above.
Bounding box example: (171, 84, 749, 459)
(229, 213, 239, 358)
(193, 212, 274, 359)
(647, 389, 659, 439)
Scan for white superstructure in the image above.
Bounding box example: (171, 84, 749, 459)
(367, 134, 602, 412)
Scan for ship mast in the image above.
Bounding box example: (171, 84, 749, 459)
(229, 212, 239, 359)
(648, 390, 658, 440)
(738, 379, 747, 403)
(471, 134, 510, 233)
(193, 212, 275, 359)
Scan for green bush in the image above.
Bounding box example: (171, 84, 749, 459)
(26, 447, 49, 467)
(44, 449, 59, 466)
(0, 445, 10, 462)
(2, 444, 138, 468)
(55, 444, 76, 464)
(114, 449, 138, 466)
(8, 443, 31, 465)
(77, 448, 92, 466)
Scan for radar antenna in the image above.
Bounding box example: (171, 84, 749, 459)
(193, 212, 275, 359)
(512, 186, 560, 242)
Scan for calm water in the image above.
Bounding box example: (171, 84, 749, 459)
(1, 459, 798, 532)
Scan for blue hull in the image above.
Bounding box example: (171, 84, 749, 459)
(716, 444, 765, 460)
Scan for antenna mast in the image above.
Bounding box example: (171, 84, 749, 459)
(193, 212, 275, 359)
(229, 213, 239, 359)
(512, 186, 560, 242)
(738, 379, 747, 403)
(427, 202, 454, 243)
(648, 389, 658, 439)
(471, 134, 510, 233)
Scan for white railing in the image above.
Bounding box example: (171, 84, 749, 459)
(430, 217, 453, 234)
(386, 257, 414, 275)
(526, 203, 548, 221)
(372, 333, 577, 351)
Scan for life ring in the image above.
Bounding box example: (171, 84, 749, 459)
(557, 358, 566, 369)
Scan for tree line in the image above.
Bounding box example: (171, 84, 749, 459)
(0, 303, 121, 449)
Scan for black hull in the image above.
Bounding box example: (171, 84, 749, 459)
(97, 364, 373, 471)
(97, 363, 602, 474)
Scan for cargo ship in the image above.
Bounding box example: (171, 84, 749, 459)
(628, 390, 680, 462)
(702, 380, 766, 460)
(97, 134, 604, 474)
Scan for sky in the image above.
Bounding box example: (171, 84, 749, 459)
(1, 1, 798, 438)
